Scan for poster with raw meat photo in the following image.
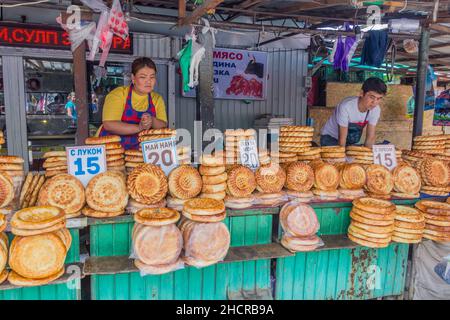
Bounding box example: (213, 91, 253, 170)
(182, 48, 268, 100)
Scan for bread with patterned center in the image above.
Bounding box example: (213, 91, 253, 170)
(392, 164, 421, 195)
(365, 164, 394, 195)
(168, 165, 202, 200)
(86, 171, 128, 212)
(134, 207, 180, 226)
(226, 165, 256, 197)
(127, 164, 168, 205)
(255, 163, 286, 193)
(337, 163, 366, 190)
(0, 172, 14, 208)
(420, 158, 449, 187)
(183, 198, 225, 216)
(85, 135, 121, 145)
(310, 161, 339, 191)
(284, 162, 314, 192)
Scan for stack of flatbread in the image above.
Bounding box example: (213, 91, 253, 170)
(279, 202, 322, 252)
(83, 171, 128, 218)
(126, 164, 167, 212)
(296, 147, 321, 163)
(224, 165, 256, 209)
(392, 206, 424, 244)
(348, 197, 396, 248)
(7, 206, 70, 286)
(445, 135, 450, 156)
(18, 172, 46, 209)
(320, 146, 346, 164)
(124, 149, 144, 174)
(167, 165, 202, 210)
(270, 151, 297, 166)
(138, 128, 177, 145)
(258, 149, 271, 166)
(176, 146, 191, 165)
(391, 163, 421, 198)
(415, 200, 450, 242)
(310, 160, 340, 200)
(418, 158, 449, 196)
(197, 154, 226, 203)
(224, 129, 256, 166)
(254, 163, 286, 206)
(412, 134, 447, 155)
(182, 198, 226, 223)
(283, 162, 315, 202)
(346, 146, 373, 166)
(42, 151, 68, 178)
(401, 150, 427, 169)
(85, 135, 125, 173)
(335, 163, 366, 200)
(0, 172, 15, 214)
(0, 232, 8, 285)
(0, 156, 25, 208)
(364, 164, 394, 199)
(132, 207, 183, 275)
(180, 218, 230, 268)
(279, 126, 314, 161)
(37, 173, 85, 219)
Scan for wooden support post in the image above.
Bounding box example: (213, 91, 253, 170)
(62, 11, 91, 145)
(178, 0, 224, 26)
(196, 30, 215, 150)
(412, 26, 430, 138)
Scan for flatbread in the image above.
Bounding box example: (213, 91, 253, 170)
(0, 171, 14, 208)
(86, 171, 128, 212)
(85, 135, 121, 145)
(168, 165, 202, 200)
(127, 164, 168, 205)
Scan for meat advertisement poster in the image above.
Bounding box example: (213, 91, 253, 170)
(183, 48, 268, 100)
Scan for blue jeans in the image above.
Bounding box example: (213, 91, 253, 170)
(320, 134, 339, 146)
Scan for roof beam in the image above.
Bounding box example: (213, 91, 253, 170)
(430, 23, 450, 33)
(225, 0, 267, 21)
(178, 0, 224, 26)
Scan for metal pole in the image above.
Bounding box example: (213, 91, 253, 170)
(196, 30, 215, 151)
(412, 26, 430, 139)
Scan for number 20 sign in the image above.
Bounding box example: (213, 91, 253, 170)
(141, 138, 178, 176)
(372, 144, 397, 171)
(66, 145, 107, 187)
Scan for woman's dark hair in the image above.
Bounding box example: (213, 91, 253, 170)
(362, 77, 387, 95)
(131, 57, 157, 75)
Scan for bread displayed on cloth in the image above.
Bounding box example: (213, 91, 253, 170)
(392, 163, 421, 198)
(392, 205, 425, 244)
(345, 146, 373, 165)
(415, 200, 450, 242)
(320, 146, 346, 164)
(86, 171, 128, 214)
(279, 201, 322, 252)
(127, 164, 167, 205)
(182, 198, 226, 222)
(37, 173, 85, 218)
(8, 232, 67, 286)
(255, 163, 286, 193)
(284, 162, 314, 193)
(348, 197, 396, 248)
(364, 164, 394, 197)
(226, 165, 256, 198)
(180, 219, 230, 268)
(168, 165, 202, 200)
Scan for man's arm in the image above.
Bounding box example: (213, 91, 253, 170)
(338, 126, 348, 147)
(365, 124, 376, 148)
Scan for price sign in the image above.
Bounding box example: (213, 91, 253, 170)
(372, 144, 397, 171)
(66, 145, 107, 187)
(141, 137, 178, 175)
(239, 139, 259, 170)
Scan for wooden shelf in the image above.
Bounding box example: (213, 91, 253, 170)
(0, 262, 84, 291)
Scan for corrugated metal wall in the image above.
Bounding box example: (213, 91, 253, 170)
(132, 34, 309, 134)
(175, 49, 308, 133)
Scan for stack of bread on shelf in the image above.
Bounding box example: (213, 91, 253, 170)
(412, 134, 447, 155)
(279, 202, 322, 252)
(167, 165, 202, 210)
(42, 151, 67, 178)
(320, 146, 346, 164)
(278, 126, 313, 161)
(335, 163, 366, 199)
(364, 164, 393, 199)
(198, 154, 227, 202)
(224, 129, 256, 166)
(124, 149, 144, 174)
(7, 206, 70, 286)
(254, 162, 286, 206)
(348, 197, 396, 248)
(180, 198, 230, 267)
(391, 163, 421, 198)
(85, 135, 125, 173)
(345, 146, 373, 166)
(83, 171, 128, 218)
(132, 207, 183, 274)
(415, 200, 450, 243)
(392, 205, 425, 244)
(283, 162, 315, 202)
(224, 165, 256, 209)
(18, 172, 45, 209)
(310, 160, 340, 200)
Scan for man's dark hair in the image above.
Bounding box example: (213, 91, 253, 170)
(362, 77, 387, 95)
(131, 57, 157, 75)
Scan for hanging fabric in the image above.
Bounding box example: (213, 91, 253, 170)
(360, 29, 389, 67)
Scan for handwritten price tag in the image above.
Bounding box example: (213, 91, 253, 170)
(66, 145, 107, 187)
(372, 144, 397, 171)
(141, 138, 178, 175)
(239, 139, 259, 170)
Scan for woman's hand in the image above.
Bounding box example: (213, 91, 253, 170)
(139, 113, 152, 131)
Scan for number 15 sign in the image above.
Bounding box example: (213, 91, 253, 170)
(372, 144, 397, 171)
(66, 145, 107, 187)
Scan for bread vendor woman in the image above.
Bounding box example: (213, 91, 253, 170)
(98, 57, 167, 150)
(320, 77, 387, 148)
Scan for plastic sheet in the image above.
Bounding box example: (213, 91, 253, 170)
(281, 233, 324, 252)
(279, 200, 320, 237)
(434, 255, 450, 284)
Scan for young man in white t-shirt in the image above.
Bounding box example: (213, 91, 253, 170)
(320, 77, 387, 147)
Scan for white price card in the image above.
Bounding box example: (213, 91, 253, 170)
(141, 137, 178, 175)
(66, 145, 107, 187)
(239, 139, 259, 170)
(372, 144, 397, 171)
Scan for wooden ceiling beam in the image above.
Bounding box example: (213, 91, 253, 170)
(225, 0, 268, 22)
(178, 0, 224, 26)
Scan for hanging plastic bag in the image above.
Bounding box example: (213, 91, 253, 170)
(434, 254, 450, 284)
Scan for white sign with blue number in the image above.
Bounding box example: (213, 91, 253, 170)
(239, 139, 259, 170)
(141, 137, 178, 176)
(66, 145, 107, 187)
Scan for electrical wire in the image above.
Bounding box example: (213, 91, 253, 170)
(0, 0, 50, 8)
